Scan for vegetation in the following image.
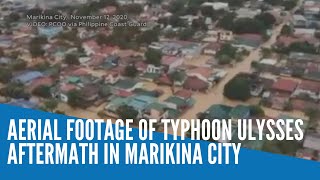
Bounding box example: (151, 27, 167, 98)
(29, 36, 47, 58)
(67, 90, 84, 108)
(43, 99, 58, 112)
(32, 85, 52, 98)
(145, 49, 162, 66)
(224, 77, 251, 101)
(218, 12, 276, 35)
(0, 82, 30, 99)
(124, 65, 138, 77)
(0, 68, 12, 83)
(64, 54, 80, 65)
(280, 25, 294, 36)
(116, 105, 139, 120)
(249, 105, 265, 116)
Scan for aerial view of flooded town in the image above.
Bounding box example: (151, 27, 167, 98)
(1, 0, 320, 161)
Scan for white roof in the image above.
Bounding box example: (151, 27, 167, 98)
(293, 15, 306, 21)
(260, 59, 277, 65)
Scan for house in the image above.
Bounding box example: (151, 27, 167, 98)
(163, 95, 195, 112)
(201, 2, 229, 10)
(204, 104, 232, 119)
(180, 43, 203, 59)
(105, 94, 157, 118)
(232, 34, 263, 50)
(6, 99, 38, 109)
(104, 71, 121, 84)
(203, 30, 233, 42)
(161, 56, 184, 73)
(271, 78, 298, 96)
(258, 58, 278, 72)
(146, 64, 162, 74)
(0, 57, 12, 65)
(174, 89, 193, 100)
(12, 71, 44, 85)
(80, 85, 100, 106)
(113, 79, 143, 92)
(37, 26, 64, 39)
(127, 95, 157, 117)
(292, 15, 308, 27)
(276, 36, 320, 47)
(303, 133, 320, 151)
(183, 76, 209, 92)
(52, 83, 78, 102)
(236, 8, 261, 19)
(294, 28, 316, 37)
(292, 80, 320, 101)
(229, 105, 250, 120)
(296, 148, 319, 160)
(28, 77, 54, 92)
(82, 40, 100, 56)
(0, 35, 13, 49)
(143, 102, 169, 120)
(203, 42, 222, 56)
(183, 67, 213, 92)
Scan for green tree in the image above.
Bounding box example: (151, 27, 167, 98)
(64, 54, 80, 65)
(11, 60, 27, 71)
(260, 48, 273, 58)
(136, 29, 160, 44)
(216, 43, 237, 59)
(124, 65, 138, 77)
(224, 77, 251, 101)
(179, 28, 195, 41)
(0, 82, 29, 99)
(29, 44, 45, 58)
(280, 24, 293, 36)
(249, 105, 265, 116)
(116, 105, 138, 120)
(145, 49, 162, 66)
(217, 12, 236, 30)
(0, 68, 12, 83)
(44, 99, 58, 112)
(32, 85, 52, 98)
(67, 90, 84, 108)
(255, 12, 276, 28)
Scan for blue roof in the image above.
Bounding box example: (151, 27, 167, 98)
(13, 71, 43, 84)
(7, 99, 38, 109)
(127, 95, 157, 111)
(0, 57, 11, 64)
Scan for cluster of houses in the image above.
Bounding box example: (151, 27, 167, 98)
(1, 0, 320, 161)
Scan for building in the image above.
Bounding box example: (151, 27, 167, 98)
(12, 71, 44, 85)
(201, 2, 229, 10)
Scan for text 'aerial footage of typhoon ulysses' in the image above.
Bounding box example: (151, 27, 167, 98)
(1, 0, 320, 161)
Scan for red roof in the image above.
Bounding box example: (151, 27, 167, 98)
(175, 89, 192, 99)
(60, 84, 77, 92)
(105, 70, 120, 78)
(135, 61, 148, 71)
(298, 80, 320, 92)
(188, 67, 212, 79)
(116, 89, 133, 97)
(204, 42, 222, 51)
(291, 99, 319, 111)
(161, 56, 179, 66)
(277, 35, 319, 47)
(156, 74, 173, 85)
(29, 77, 54, 91)
(183, 76, 209, 91)
(236, 33, 263, 41)
(70, 68, 89, 76)
(271, 79, 298, 93)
